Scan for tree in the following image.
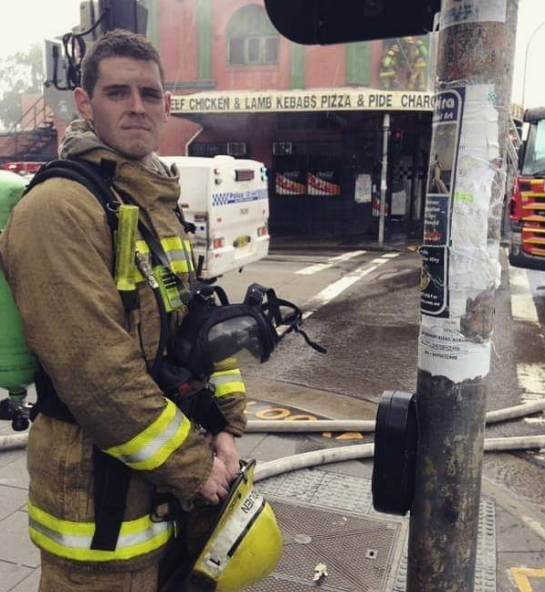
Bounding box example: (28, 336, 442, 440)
(0, 44, 44, 130)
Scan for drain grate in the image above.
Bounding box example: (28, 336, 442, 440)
(249, 501, 401, 592)
(253, 469, 496, 592)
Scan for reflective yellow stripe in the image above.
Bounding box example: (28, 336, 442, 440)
(28, 501, 172, 562)
(160, 236, 194, 273)
(135, 237, 194, 281)
(209, 368, 246, 397)
(105, 400, 191, 471)
(136, 239, 150, 255)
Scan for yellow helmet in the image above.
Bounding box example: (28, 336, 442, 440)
(189, 459, 283, 592)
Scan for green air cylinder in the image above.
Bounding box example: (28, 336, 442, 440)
(0, 170, 37, 395)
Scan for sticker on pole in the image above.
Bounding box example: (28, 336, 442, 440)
(420, 88, 464, 318)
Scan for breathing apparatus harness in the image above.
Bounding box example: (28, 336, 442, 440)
(22, 157, 325, 553)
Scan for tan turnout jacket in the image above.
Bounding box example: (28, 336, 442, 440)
(0, 121, 246, 571)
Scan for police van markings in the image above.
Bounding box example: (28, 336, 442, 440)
(212, 189, 268, 207)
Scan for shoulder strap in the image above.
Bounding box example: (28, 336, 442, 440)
(25, 158, 120, 231)
(26, 158, 133, 552)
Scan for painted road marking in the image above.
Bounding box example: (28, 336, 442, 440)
(509, 266, 545, 429)
(303, 253, 400, 318)
(245, 399, 364, 440)
(509, 266, 540, 324)
(510, 567, 545, 592)
(295, 250, 367, 275)
(522, 515, 545, 542)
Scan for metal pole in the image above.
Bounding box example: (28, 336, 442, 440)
(407, 1, 518, 591)
(378, 112, 390, 244)
(521, 20, 545, 108)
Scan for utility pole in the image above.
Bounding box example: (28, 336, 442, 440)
(408, 1, 518, 591)
(378, 113, 390, 245)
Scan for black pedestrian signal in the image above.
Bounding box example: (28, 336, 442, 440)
(263, 0, 440, 45)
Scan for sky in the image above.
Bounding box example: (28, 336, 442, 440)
(0, 0, 544, 108)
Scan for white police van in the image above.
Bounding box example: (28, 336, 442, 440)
(161, 155, 270, 280)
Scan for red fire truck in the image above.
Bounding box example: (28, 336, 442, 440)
(1, 161, 43, 179)
(509, 107, 545, 270)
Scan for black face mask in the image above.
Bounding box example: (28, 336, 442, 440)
(157, 282, 326, 390)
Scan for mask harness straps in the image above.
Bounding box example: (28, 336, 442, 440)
(247, 284, 327, 354)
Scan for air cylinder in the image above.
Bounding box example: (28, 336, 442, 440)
(0, 170, 37, 395)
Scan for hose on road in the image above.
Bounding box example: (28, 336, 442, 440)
(1, 400, 544, 453)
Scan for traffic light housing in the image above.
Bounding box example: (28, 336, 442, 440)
(98, 0, 148, 36)
(391, 130, 404, 154)
(263, 0, 440, 45)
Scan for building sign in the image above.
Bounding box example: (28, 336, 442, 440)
(170, 89, 435, 115)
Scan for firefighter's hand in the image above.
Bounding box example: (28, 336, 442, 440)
(197, 456, 231, 505)
(211, 432, 240, 481)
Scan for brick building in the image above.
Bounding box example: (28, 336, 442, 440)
(151, 0, 435, 239)
(26, 0, 438, 239)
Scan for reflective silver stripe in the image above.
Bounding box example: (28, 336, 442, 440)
(209, 369, 246, 397)
(28, 501, 172, 561)
(106, 400, 191, 471)
(160, 237, 194, 273)
(29, 516, 170, 549)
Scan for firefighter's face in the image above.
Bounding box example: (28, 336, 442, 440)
(74, 57, 171, 166)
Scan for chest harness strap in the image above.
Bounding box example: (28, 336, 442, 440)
(24, 158, 189, 552)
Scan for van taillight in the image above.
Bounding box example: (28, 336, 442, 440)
(212, 237, 225, 249)
(257, 225, 268, 237)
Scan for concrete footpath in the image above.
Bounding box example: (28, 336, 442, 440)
(1, 377, 544, 592)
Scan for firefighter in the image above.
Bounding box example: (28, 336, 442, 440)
(379, 42, 401, 90)
(0, 30, 257, 592)
(404, 36, 429, 91)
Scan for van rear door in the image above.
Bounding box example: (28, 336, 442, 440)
(161, 155, 270, 280)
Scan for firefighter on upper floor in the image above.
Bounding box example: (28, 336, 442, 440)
(404, 36, 429, 91)
(379, 42, 401, 90)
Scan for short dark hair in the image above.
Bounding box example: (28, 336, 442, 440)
(80, 29, 165, 96)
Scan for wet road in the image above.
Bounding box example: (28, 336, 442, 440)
(220, 243, 545, 519)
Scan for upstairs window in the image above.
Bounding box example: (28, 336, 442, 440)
(227, 5, 279, 66)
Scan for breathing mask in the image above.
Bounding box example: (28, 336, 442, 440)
(157, 282, 325, 397)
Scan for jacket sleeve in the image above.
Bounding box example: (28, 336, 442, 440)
(209, 357, 247, 437)
(0, 180, 213, 502)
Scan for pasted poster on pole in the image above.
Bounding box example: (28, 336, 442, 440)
(420, 88, 464, 317)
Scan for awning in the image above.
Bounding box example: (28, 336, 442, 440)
(170, 88, 435, 116)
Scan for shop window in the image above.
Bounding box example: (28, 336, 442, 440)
(189, 143, 225, 157)
(188, 142, 248, 157)
(227, 5, 279, 66)
(277, 113, 343, 130)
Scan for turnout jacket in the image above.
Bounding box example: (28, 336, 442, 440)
(0, 121, 247, 570)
